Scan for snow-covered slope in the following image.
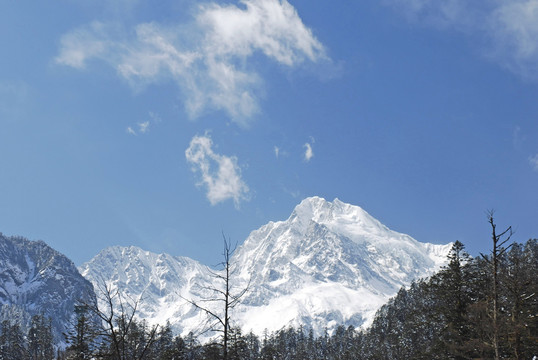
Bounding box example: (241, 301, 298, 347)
(232, 197, 451, 333)
(79, 246, 217, 335)
(81, 197, 452, 337)
(0, 233, 97, 344)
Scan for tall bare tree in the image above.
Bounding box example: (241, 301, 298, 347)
(481, 211, 513, 360)
(184, 234, 250, 360)
(88, 280, 158, 360)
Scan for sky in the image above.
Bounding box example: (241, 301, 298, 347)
(1, 0, 537, 266)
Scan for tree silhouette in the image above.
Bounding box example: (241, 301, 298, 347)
(481, 211, 513, 360)
(87, 280, 158, 360)
(183, 234, 250, 360)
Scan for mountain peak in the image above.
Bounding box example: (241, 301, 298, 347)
(80, 196, 451, 339)
(289, 197, 388, 241)
(229, 196, 451, 334)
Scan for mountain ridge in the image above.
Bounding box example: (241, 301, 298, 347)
(81, 196, 452, 338)
(0, 232, 97, 345)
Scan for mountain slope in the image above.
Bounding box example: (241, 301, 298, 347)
(79, 246, 217, 334)
(232, 197, 451, 333)
(81, 197, 451, 337)
(0, 233, 97, 344)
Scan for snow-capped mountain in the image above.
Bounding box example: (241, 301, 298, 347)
(79, 246, 216, 332)
(81, 197, 452, 337)
(232, 197, 451, 333)
(0, 233, 97, 344)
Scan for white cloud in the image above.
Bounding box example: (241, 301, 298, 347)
(530, 154, 538, 171)
(489, 0, 538, 78)
(56, 0, 328, 124)
(138, 121, 150, 133)
(198, 0, 325, 65)
(185, 134, 249, 206)
(274, 145, 289, 158)
(303, 142, 314, 162)
(386, 0, 538, 80)
(126, 112, 161, 136)
(55, 22, 113, 69)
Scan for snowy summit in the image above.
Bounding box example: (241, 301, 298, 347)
(80, 197, 451, 338)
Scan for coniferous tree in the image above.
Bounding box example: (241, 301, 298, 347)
(295, 326, 309, 360)
(200, 342, 221, 360)
(243, 331, 261, 360)
(151, 322, 175, 360)
(434, 240, 474, 358)
(0, 320, 28, 360)
(260, 329, 276, 360)
(184, 332, 202, 360)
(227, 327, 252, 360)
(28, 314, 54, 360)
(64, 305, 98, 360)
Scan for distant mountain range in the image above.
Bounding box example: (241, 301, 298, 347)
(80, 197, 452, 338)
(0, 197, 452, 345)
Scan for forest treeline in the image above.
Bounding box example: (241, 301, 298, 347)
(1, 238, 536, 359)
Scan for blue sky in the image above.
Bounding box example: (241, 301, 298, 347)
(1, 0, 537, 266)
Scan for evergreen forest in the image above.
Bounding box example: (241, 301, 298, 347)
(0, 237, 536, 360)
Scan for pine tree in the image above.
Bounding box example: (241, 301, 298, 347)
(64, 304, 98, 359)
(0, 320, 28, 360)
(151, 322, 175, 359)
(244, 331, 261, 359)
(435, 240, 474, 358)
(28, 314, 54, 360)
(184, 332, 202, 360)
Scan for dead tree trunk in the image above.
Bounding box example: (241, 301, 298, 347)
(482, 211, 512, 360)
(184, 234, 250, 360)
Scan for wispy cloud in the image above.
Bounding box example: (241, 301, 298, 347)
(138, 121, 150, 133)
(185, 134, 249, 206)
(489, 0, 538, 79)
(126, 126, 136, 135)
(55, 22, 114, 69)
(385, 0, 538, 80)
(55, 0, 328, 124)
(530, 154, 538, 171)
(274, 145, 289, 159)
(303, 142, 314, 162)
(126, 112, 160, 135)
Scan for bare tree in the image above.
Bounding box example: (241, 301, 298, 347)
(88, 280, 158, 360)
(183, 234, 250, 360)
(481, 211, 513, 360)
